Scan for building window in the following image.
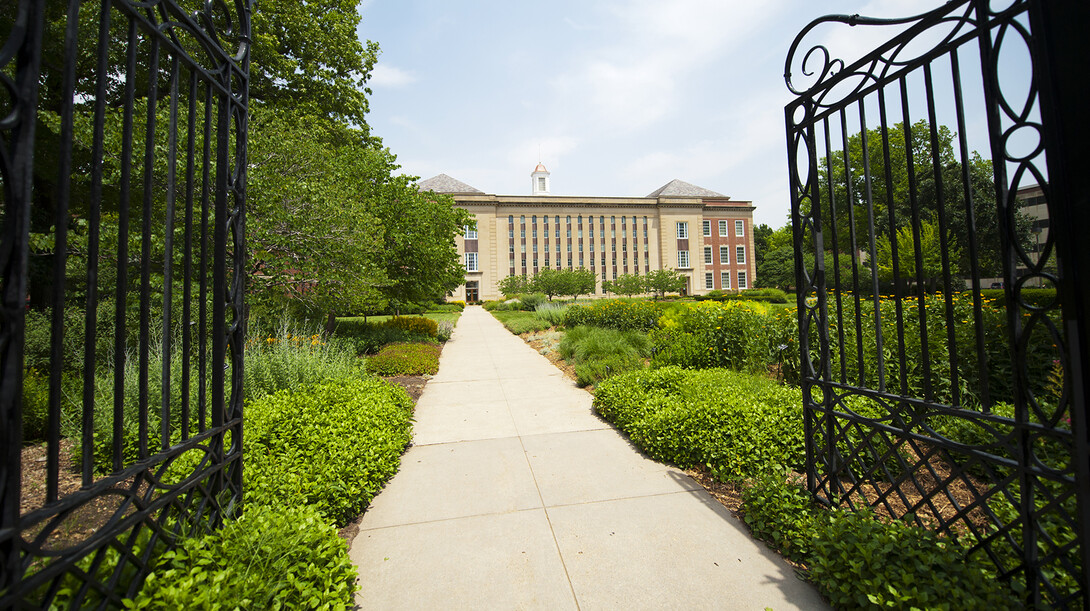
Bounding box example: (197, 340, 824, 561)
(722, 271, 731, 289)
(705, 272, 714, 289)
(578, 228, 583, 238)
(736, 246, 746, 264)
(532, 228, 537, 238)
(719, 219, 727, 236)
(567, 243, 572, 252)
(678, 250, 690, 268)
(555, 227, 560, 238)
(532, 244, 538, 252)
(720, 246, 729, 264)
(567, 228, 571, 238)
(521, 228, 525, 238)
(676, 222, 688, 239)
(738, 271, 748, 289)
(538, 176, 546, 191)
(465, 252, 478, 272)
(521, 244, 526, 253)
(704, 246, 712, 264)
(544, 243, 549, 252)
(589, 242, 594, 252)
(702, 220, 711, 236)
(464, 225, 477, 240)
(566, 215, 571, 224)
(520, 215, 525, 224)
(735, 219, 745, 237)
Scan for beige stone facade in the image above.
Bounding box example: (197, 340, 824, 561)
(419, 173, 756, 302)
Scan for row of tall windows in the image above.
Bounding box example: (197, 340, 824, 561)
(704, 271, 747, 290)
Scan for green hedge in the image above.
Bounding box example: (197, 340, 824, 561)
(364, 342, 441, 376)
(562, 299, 663, 332)
(490, 310, 553, 334)
(593, 367, 804, 480)
(130, 504, 357, 609)
(245, 378, 413, 526)
(333, 318, 434, 355)
(742, 477, 1019, 609)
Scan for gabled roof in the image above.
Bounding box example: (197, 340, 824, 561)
(418, 174, 484, 194)
(646, 179, 726, 198)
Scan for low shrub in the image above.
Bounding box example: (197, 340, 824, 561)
(562, 299, 663, 332)
(364, 342, 441, 376)
(725, 288, 789, 303)
(558, 326, 651, 387)
(809, 508, 1019, 609)
(245, 378, 413, 525)
(383, 315, 439, 338)
(593, 367, 804, 480)
(427, 303, 464, 313)
(131, 504, 357, 609)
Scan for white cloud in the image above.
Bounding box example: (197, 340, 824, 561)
(369, 64, 417, 88)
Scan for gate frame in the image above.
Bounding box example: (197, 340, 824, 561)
(785, 0, 1090, 606)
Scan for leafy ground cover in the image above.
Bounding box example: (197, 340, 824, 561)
(490, 310, 553, 334)
(365, 342, 442, 376)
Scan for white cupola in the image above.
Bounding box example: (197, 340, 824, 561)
(531, 162, 550, 195)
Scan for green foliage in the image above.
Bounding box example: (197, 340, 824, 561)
(644, 269, 687, 299)
(436, 321, 455, 343)
(741, 476, 818, 562)
(732, 288, 789, 303)
(652, 300, 799, 383)
(562, 299, 663, 332)
(978, 288, 1056, 309)
(383, 316, 439, 338)
(332, 318, 433, 355)
(491, 310, 553, 334)
(558, 326, 651, 387)
(498, 275, 533, 298)
(364, 342, 441, 376)
(875, 221, 960, 291)
(245, 378, 413, 525)
(593, 367, 805, 480)
(808, 509, 1019, 609)
(524, 268, 597, 300)
(610, 273, 647, 297)
(244, 324, 363, 403)
(21, 368, 51, 442)
(130, 504, 357, 610)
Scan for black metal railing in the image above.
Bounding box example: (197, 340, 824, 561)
(786, 0, 1089, 607)
(1, 1, 249, 607)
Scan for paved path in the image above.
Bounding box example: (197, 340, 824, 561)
(349, 306, 827, 610)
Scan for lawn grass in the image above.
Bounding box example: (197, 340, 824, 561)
(490, 310, 552, 334)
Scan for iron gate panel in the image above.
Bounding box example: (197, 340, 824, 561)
(0, 0, 249, 607)
(785, 0, 1088, 607)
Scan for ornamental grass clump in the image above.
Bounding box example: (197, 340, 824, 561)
(364, 342, 441, 376)
(245, 323, 361, 402)
(558, 325, 651, 387)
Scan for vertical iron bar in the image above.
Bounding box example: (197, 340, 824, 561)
(113, 17, 139, 473)
(0, 0, 45, 592)
(198, 83, 212, 433)
(858, 100, 886, 393)
(162, 55, 180, 451)
(83, 0, 114, 486)
(840, 106, 866, 387)
(47, 0, 82, 503)
(825, 116, 847, 384)
(877, 86, 910, 398)
(949, 47, 991, 411)
(899, 77, 934, 402)
(922, 62, 962, 407)
(182, 70, 198, 442)
(138, 30, 161, 460)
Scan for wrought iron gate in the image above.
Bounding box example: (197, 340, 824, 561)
(1, 1, 249, 607)
(786, 0, 1089, 607)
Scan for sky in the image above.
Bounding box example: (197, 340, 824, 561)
(355, 0, 991, 229)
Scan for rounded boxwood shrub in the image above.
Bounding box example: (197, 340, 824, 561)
(364, 342, 441, 376)
(245, 378, 414, 525)
(130, 504, 357, 609)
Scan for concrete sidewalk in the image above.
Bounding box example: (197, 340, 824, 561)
(349, 306, 826, 610)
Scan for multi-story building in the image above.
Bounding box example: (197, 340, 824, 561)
(420, 165, 755, 302)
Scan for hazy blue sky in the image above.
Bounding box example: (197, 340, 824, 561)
(355, 0, 980, 229)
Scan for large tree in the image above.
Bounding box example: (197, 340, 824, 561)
(816, 120, 1031, 281)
